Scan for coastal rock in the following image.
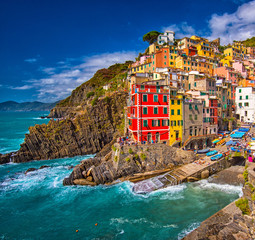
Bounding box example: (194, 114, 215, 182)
(64, 144, 195, 186)
(0, 63, 129, 164)
(39, 165, 49, 169)
(25, 168, 37, 174)
(201, 170, 209, 179)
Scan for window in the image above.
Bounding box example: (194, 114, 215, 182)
(244, 102, 249, 107)
(195, 115, 197, 120)
(246, 95, 248, 99)
(177, 109, 180, 115)
(240, 96, 242, 100)
(178, 120, 181, 126)
(171, 100, 174, 105)
(194, 82, 197, 87)
(245, 111, 247, 117)
(154, 107, 158, 114)
(143, 107, 148, 114)
(195, 105, 198, 110)
(140, 85, 145, 90)
(189, 104, 192, 110)
(174, 121, 176, 126)
(171, 109, 174, 115)
(129, 120, 132, 126)
(143, 94, 148, 102)
(189, 84, 191, 90)
(154, 95, 158, 102)
(190, 127, 193, 136)
(177, 100, 180, 105)
(143, 120, 148, 127)
(207, 109, 209, 113)
(223, 96, 225, 101)
(163, 107, 167, 114)
(163, 95, 167, 102)
(189, 114, 192, 120)
(239, 89, 241, 93)
(158, 120, 161, 126)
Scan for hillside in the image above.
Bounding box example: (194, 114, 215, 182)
(0, 62, 131, 164)
(242, 36, 255, 47)
(0, 101, 57, 112)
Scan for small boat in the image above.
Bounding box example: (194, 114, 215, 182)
(211, 154, 223, 161)
(206, 150, 218, 156)
(197, 148, 210, 154)
(231, 147, 240, 152)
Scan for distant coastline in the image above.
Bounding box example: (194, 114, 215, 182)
(0, 101, 58, 112)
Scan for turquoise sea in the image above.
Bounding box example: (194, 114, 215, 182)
(0, 112, 242, 240)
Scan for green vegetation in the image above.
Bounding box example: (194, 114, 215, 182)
(242, 36, 255, 47)
(140, 153, 147, 161)
(114, 156, 118, 162)
(235, 198, 250, 215)
(128, 148, 133, 154)
(252, 193, 255, 201)
(134, 154, 139, 160)
(91, 96, 98, 106)
(112, 145, 117, 152)
(243, 170, 249, 182)
(246, 182, 255, 192)
(86, 91, 95, 98)
(143, 31, 162, 44)
(120, 151, 124, 155)
(125, 157, 130, 162)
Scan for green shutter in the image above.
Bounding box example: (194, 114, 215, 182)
(177, 109, 180, 115)
(152, 120, 154, 127)
(171, 109, 174, 115)
(177, 100, 180, 105)
(164, 107, 167, 114)
(158, 120, 160, 126)
(154, 95, 158, 102)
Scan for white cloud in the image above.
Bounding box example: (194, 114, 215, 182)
(207, 0, 255, 44)
(24, 58, 37, 63)
(15, 51, 137, 102)
(161, 22, 196, 39)
(10, 85, 33, 90)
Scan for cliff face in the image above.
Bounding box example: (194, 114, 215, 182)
(0, 63, 130, 164)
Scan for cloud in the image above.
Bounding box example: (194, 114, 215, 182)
(161, 22, 196, 39)
(10, 85, 33, 90)
(24, 58, 37, 63)
(15, 51, 137, 102)
(207, 0, 255, 44)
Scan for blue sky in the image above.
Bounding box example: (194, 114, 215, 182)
(0, 0, 255, 103)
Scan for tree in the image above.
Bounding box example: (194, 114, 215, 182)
(143, 31, 162, 45)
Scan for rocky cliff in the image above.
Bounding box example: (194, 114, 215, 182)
(0, 62, 130, 164)
(63, 144, 195, 186)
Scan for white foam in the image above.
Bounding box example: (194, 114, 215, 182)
(195, 179, 243, 197)
(177, 222, 200, 239)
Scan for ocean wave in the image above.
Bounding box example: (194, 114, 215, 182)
(194, 179, 243, 197)
(177, 222, 200, 239)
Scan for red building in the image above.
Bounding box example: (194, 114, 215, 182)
(209, 97, 218, 125)
(127, 84, 170, 143)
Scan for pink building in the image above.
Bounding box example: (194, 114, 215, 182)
(214, 66, 238, 84)
(232, 61, 247, 78)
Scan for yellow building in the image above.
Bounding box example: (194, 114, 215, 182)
(220, 58, 233, 67)
(196, 41, 215, 58)
(169, 45, 178, 68)
(169, 90, 183, 146)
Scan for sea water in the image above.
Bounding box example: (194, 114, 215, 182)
(0, 112, 242, 240)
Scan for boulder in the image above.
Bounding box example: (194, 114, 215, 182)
(25, 168, 37, 174)
(201, 170, 209, 179)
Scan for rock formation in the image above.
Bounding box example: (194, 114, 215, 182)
(0, 63, 130, 164)
(63, 144, 196, 186)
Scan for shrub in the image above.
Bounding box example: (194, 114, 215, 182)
(235, 198, 250, 215)
(114, 156, 118, 162)
(134, 154, 139, 160)
(245, 165, 248, 170)
(86, 91, 95, 98)
(125, 157, 130, 162)
(243, 170, 248, 182)
(252, 193, 255, 201)
(247, 182, 255, 192)
(128, 148, 133, 154)
(112, 145, 117, 152)
(91, 96, 99, 106)
(120, 151, 124, 155)
(140, 153, 147, 161)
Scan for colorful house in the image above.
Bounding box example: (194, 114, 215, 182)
(169, 90, 184, 146)
(127, 83, 170, 143)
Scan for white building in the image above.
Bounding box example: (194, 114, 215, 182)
(235, 87, 255, 123)
(157, 31, 175, 45)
